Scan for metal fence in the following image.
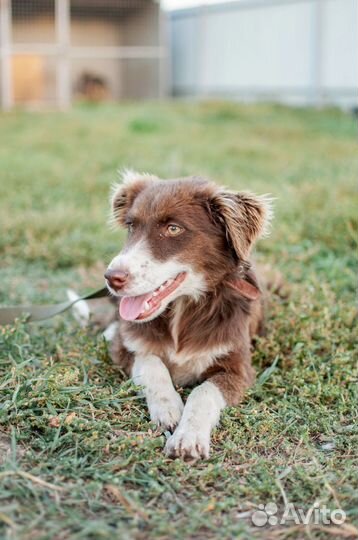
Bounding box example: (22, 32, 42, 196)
(0, 0, 168, 110)
(170, 0, 358, 108)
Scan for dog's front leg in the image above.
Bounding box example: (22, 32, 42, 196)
(132, 355, 184, 432)
(164, 381, 226, 461)
(165, 358, 255, 460)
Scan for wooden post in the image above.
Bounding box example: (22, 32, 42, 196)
(0, 0, 13, 110)
(55, 0, 71, 109)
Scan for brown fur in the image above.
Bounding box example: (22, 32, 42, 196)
(109, 173, 272, 407)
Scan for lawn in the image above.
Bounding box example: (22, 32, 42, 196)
(0, 102, 357, 540)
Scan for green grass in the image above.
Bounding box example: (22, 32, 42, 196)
(0, 101, 357, 540)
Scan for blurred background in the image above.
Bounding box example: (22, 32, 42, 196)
(0, 0, 357, 111)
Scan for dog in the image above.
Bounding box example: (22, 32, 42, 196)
(98, 170, 273, 461)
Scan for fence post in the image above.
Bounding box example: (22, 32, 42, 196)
(56, 0, 71, 109)
(312, 0, 324, 107)
(0, 0, 13, 110)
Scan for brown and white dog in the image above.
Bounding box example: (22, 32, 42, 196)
(103, 170, 272, 461)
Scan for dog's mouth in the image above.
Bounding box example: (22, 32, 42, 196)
(119, 272, 187, 322)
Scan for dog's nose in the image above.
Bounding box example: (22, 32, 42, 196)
(104, 269, 129, 291)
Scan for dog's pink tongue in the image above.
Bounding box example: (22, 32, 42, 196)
(119, 293, 152, 321)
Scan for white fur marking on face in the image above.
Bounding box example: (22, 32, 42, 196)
(165, 381, 226, 460)
(108, 238, 181, 295)
(132, 355, 184, 431)
(107, 238, 207, 320)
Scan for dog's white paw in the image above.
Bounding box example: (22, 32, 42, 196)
(164, 426, 210, 461)
(148, 392, 184, 432)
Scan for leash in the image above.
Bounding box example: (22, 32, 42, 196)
(0, 287, 109, 326)
(0, 264, 260, 326)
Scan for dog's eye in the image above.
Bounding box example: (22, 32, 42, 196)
(126, 222, 134, 233)
(166, 224, 183, 237)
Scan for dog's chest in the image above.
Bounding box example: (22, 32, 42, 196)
(166, 298, 230, 383)
(122, 328, 230, 386)
(121, 300, 231, 386)
(166, 345, 230, 386)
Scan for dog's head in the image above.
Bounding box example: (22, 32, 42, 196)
(105, 170, 272, 322)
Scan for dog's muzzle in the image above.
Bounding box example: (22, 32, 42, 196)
(104, 269, 129, 292)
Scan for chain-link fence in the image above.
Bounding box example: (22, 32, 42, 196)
(0, 0, 168, 109)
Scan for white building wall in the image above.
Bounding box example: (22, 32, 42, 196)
(321, 0, 357, 90)
(170, 0, 358, 107)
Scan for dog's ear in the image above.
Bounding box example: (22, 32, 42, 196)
(111, 170, 159, 226)
(209, 190, 273, 260)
